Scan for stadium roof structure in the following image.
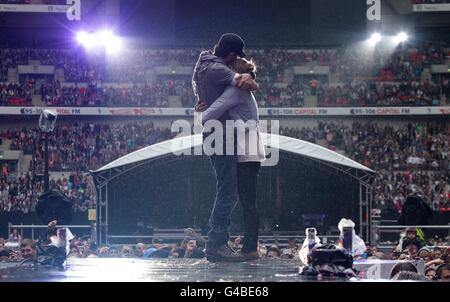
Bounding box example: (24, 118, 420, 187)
(91, 133, 375, 186)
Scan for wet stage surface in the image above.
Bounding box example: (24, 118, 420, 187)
(0, 258, 319, 282)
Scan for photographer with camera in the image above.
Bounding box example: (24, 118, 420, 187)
(298, 228, 321, 265)
(337, 219, 366, 259)
(33, 220, 73, 267)
(181, 238, 205, 259)
(299, 244, 356, 279)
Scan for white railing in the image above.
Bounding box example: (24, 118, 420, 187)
(106, 234, 340, 246)
(8, 223, 93, 241)
(372, 224, 450, 247)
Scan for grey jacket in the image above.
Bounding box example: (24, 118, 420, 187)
(200, 86, 259, 125)
(199, 86, 265, 163)
(192, 50, 236, 122)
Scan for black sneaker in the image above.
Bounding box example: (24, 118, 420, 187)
(206, 244, 246, 262)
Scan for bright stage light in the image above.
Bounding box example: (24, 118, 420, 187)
(98, 30, 114, 45)
(98, 30, 122, 53)
(106, 36, 123, 54)
(368, 33, 382, 46)
(394, 32, 408, 43)
(76, 30, 122, 53)
(76, 31, 98, 49)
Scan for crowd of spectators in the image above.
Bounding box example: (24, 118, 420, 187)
(2, 120, 448, 214)
(253, 77, 306, 107)
(104, 49, 200, 83)
(0, 82, 33, 106)
(0, 171, 95, 213)
(0, 48, 100, 83)
(4, 121, 174, 172)
(332, 43, 447, 82)
(280, 121, 449, 212)
(1, 43, 448, 108)
(318, 80, 443, 107)
(0, 172, 35, 213)
(40, 78, 194, 107)
(280, 121, 448, 170)
(373, 170, 449, 214)
(1, 121, 173, 213)
(1, 225, 448, 280)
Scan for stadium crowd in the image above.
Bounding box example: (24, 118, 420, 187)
(0, 224, 448, 280)
(0, 120, 448, 214)
(1, 121, 173, 213)
(0, 42, 448, 278)
(5, 121, 174, 172)
(280, 121, 449, 212)
(317, 80, 443, 107)
(0, 171, 95, 213)
(40, 79, 194, 107)
(0, 82, 33, 106)
(1, 43, 448, 107)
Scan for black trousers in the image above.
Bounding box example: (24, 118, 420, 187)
(237, 161, 261, 253)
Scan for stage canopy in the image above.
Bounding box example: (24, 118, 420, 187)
(91, 133, 376, 244)
(92, 133, 375, 185)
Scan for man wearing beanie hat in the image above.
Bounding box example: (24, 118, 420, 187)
(213, 33, 247, 59)
(193, 33, 257, 109)
(192, 33, 258, 262)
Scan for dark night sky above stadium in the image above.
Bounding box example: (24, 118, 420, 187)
(0, 0, 368, 47)
(119, 0, 367, 46)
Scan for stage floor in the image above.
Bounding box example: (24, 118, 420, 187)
(1, 258, 422, 282)
(0, 258, 325, 282)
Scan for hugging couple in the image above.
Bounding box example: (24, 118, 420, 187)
(193, 33, 266, 262)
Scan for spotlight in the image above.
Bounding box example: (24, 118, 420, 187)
(394, 32, 408, 43)
(106, 36, 122, 54)
(76, 30, 122, 53)
(76, 31, 97, 49)
(98, 30, 122, 53)
(98, 30, 114, 45)
(368, 33, 382, 46)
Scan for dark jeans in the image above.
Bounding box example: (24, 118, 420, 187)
(237, 162, 261, 253)
(207, 153, 239, 249)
